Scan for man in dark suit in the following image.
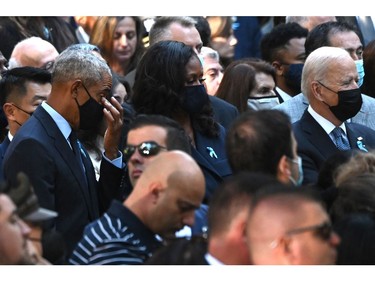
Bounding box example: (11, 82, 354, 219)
(293, 46, 375, 185)
(0, 67, 51, 181)
(3, 48, 125, 259)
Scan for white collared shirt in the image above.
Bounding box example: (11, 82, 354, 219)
(307, 105, 347, 143)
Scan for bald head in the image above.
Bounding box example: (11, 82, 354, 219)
(125, 150, 205, 238)
(132, 150, 204, 196)
(9, 37, 59, 70)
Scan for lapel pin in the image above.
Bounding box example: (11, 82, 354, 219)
(357, 137, 368, 152)
(206, 147, 218, 159)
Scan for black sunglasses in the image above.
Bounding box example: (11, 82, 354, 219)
(123, 141, 167, 161)
(286, 221, 333, 241)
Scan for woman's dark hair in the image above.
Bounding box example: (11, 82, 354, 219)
(132, 40, 219, 137)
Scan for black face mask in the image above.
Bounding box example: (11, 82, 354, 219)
(75, 84, 104, 130)
(284, 63, 304, 94)
(180, 84, 209, 115)
(318, 81, 362, 122)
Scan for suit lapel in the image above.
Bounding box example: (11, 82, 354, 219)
(34, 107, 96, 217)
(299, 111, 338, 157)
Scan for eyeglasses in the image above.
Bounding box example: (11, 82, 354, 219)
(286, 221, 333, 242)
(12, 103, 33, 116)
(123, 141, 167, 161)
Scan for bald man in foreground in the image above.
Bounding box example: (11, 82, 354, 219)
(247, 188, 340, 265)
(70, 150, 206, 265)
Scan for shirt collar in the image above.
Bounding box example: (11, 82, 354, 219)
(307, 105, 347, 135)
(41, 101, 72, 140)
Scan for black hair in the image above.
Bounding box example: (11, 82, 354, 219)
(305, 21, 360, 57)
(132, 40, 218, 137)
(0, 66, 51, 106)
(260, 22, 308, 62)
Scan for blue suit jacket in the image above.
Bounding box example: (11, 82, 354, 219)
(274, 93, 375, 130)
(0, 136, 10, 182)
(293, 110, 375, 185)
(191, 124, 232, 203)
(209, 95, 239, 131)
(3, 106, 124, 257)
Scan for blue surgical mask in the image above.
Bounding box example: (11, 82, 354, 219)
(247, 96, 280, 110)
(289, 156, 303, 187)
(284, 63, 304, 94)
(355, 59, 365, 87)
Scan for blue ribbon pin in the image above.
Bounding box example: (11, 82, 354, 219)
(357, 137, 368, 152)
(206, 147, 218, 159)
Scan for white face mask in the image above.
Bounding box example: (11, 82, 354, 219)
(247, 96, 280, 111)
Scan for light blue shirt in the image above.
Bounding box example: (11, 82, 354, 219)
(41, 101, 123, 168)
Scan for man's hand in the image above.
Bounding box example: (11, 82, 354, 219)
(102, 96, 124, 160)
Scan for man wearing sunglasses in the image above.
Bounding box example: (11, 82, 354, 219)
(121, 114, 191, 197)
(247, 187, 340, 265)
(0, 67, 51, 181)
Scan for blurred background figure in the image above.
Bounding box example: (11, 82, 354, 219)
(72, 16, 99, 43)
(8, 36, 59, 71)
(0, 191, 32, 265)
(200, 46, 223, 96)
(362, 39, 375, 99)
(286, 16, 337, 31)
(90, 16, 146, 77)
(0, 17, 78, 60)
(206, 16, 238, 69)
(5, 172, 67, 264)
(232, 16, 262, 60)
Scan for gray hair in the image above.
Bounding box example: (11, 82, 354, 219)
(200, 46, 220, 61)
(51, 48, 111, 87)
(302, 46, 350, 97)
(149, 16, 197, 46)
(285, 16, 309, 25)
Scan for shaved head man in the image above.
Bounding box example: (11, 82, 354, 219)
(9, 37, 59, 70)
(70, 150, 205, 265)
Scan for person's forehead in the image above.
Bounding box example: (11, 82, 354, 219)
(329, 31, 361, 48)
(128, 125, 168, 142)
(169, 23, 201, 46)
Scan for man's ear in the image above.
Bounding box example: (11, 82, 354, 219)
(149, 181, 163, 204)
(3, 103, 15, 120)
(311, 81, 324, 101)
(272, 61, 285, 76)
(71, 80, 82, 98)
(277, 155, 292, 184)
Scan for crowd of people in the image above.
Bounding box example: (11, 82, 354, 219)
(1, 16, 375, 266)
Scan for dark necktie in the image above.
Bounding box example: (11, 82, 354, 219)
(69, 131, 88, 186)
(331, 127, 351, 151)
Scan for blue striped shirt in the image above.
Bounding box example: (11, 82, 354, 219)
(69, 200, 162, 265)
